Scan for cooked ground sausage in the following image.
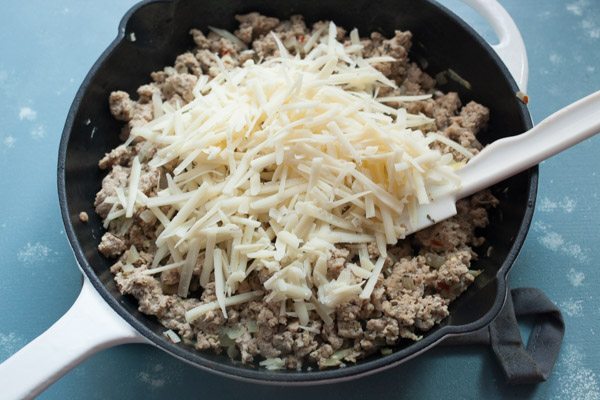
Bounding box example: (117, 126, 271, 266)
(96, 13, 496, 370)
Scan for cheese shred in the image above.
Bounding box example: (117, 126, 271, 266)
(116, 22, 464, 321)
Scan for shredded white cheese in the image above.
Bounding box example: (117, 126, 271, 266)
(125, 156, 141, 218)
(163, 329, 181, 343)
(185, 290, 264, 323)
(111, 22, 467, 323)
(360, 256, 386, 300)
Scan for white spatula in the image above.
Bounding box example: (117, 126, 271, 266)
(410, 90, 600, 234)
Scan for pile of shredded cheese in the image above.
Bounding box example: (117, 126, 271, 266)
(108, 23, 470, 326)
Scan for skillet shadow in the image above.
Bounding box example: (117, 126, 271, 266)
(52, 344, 546, 400)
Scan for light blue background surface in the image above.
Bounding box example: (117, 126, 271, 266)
(1, 1, 599, 399)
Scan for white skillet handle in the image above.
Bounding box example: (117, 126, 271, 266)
(458, 90, 600, 198)
(0, 278, 146, 400)
(461, 0, 529, 91)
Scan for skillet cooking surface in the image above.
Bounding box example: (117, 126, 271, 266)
(58, 0, 536, 383)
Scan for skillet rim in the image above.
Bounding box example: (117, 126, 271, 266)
(57, 0, 537, 384)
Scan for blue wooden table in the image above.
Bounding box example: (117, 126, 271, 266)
(1, 1, 599, 399)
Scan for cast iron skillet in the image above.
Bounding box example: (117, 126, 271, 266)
(58, 0, 535, 384)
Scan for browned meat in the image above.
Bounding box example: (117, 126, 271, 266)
(235, 12, 280, 41)
(109, 91, 134, 121)
(161, 73, 198, 103)
(174, 52, 202, 76)
(457, 101, 490, 133)
(98, 232, 127, 258)
(327, 247, 350, 279)
(96, 13, 497, 371)
(98, 144, 133, 170)
(434, 92, 462, 129)
(402, 63, 436, 94)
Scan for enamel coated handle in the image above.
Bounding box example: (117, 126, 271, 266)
(0, 278, 146, 400)
(461, 0, 529, 91)
(458, 90, 600, 198)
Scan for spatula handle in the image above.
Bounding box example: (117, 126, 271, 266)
(458, 90, 600, 198)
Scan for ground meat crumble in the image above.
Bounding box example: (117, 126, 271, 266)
(95, 13, 497, 370)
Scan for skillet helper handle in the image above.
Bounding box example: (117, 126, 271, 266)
(443, 288, 565, 384)
(461, 0, 528, 91)
(0, 278, 145, 400)
(457, 90, 600, 198)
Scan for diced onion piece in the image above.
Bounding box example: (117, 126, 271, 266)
(259, 358, 286, 370)
(121, 263, 135, 273)
(208, 26, 248, 50)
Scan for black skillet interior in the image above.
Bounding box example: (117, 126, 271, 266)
(58, 0, 536, 383)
